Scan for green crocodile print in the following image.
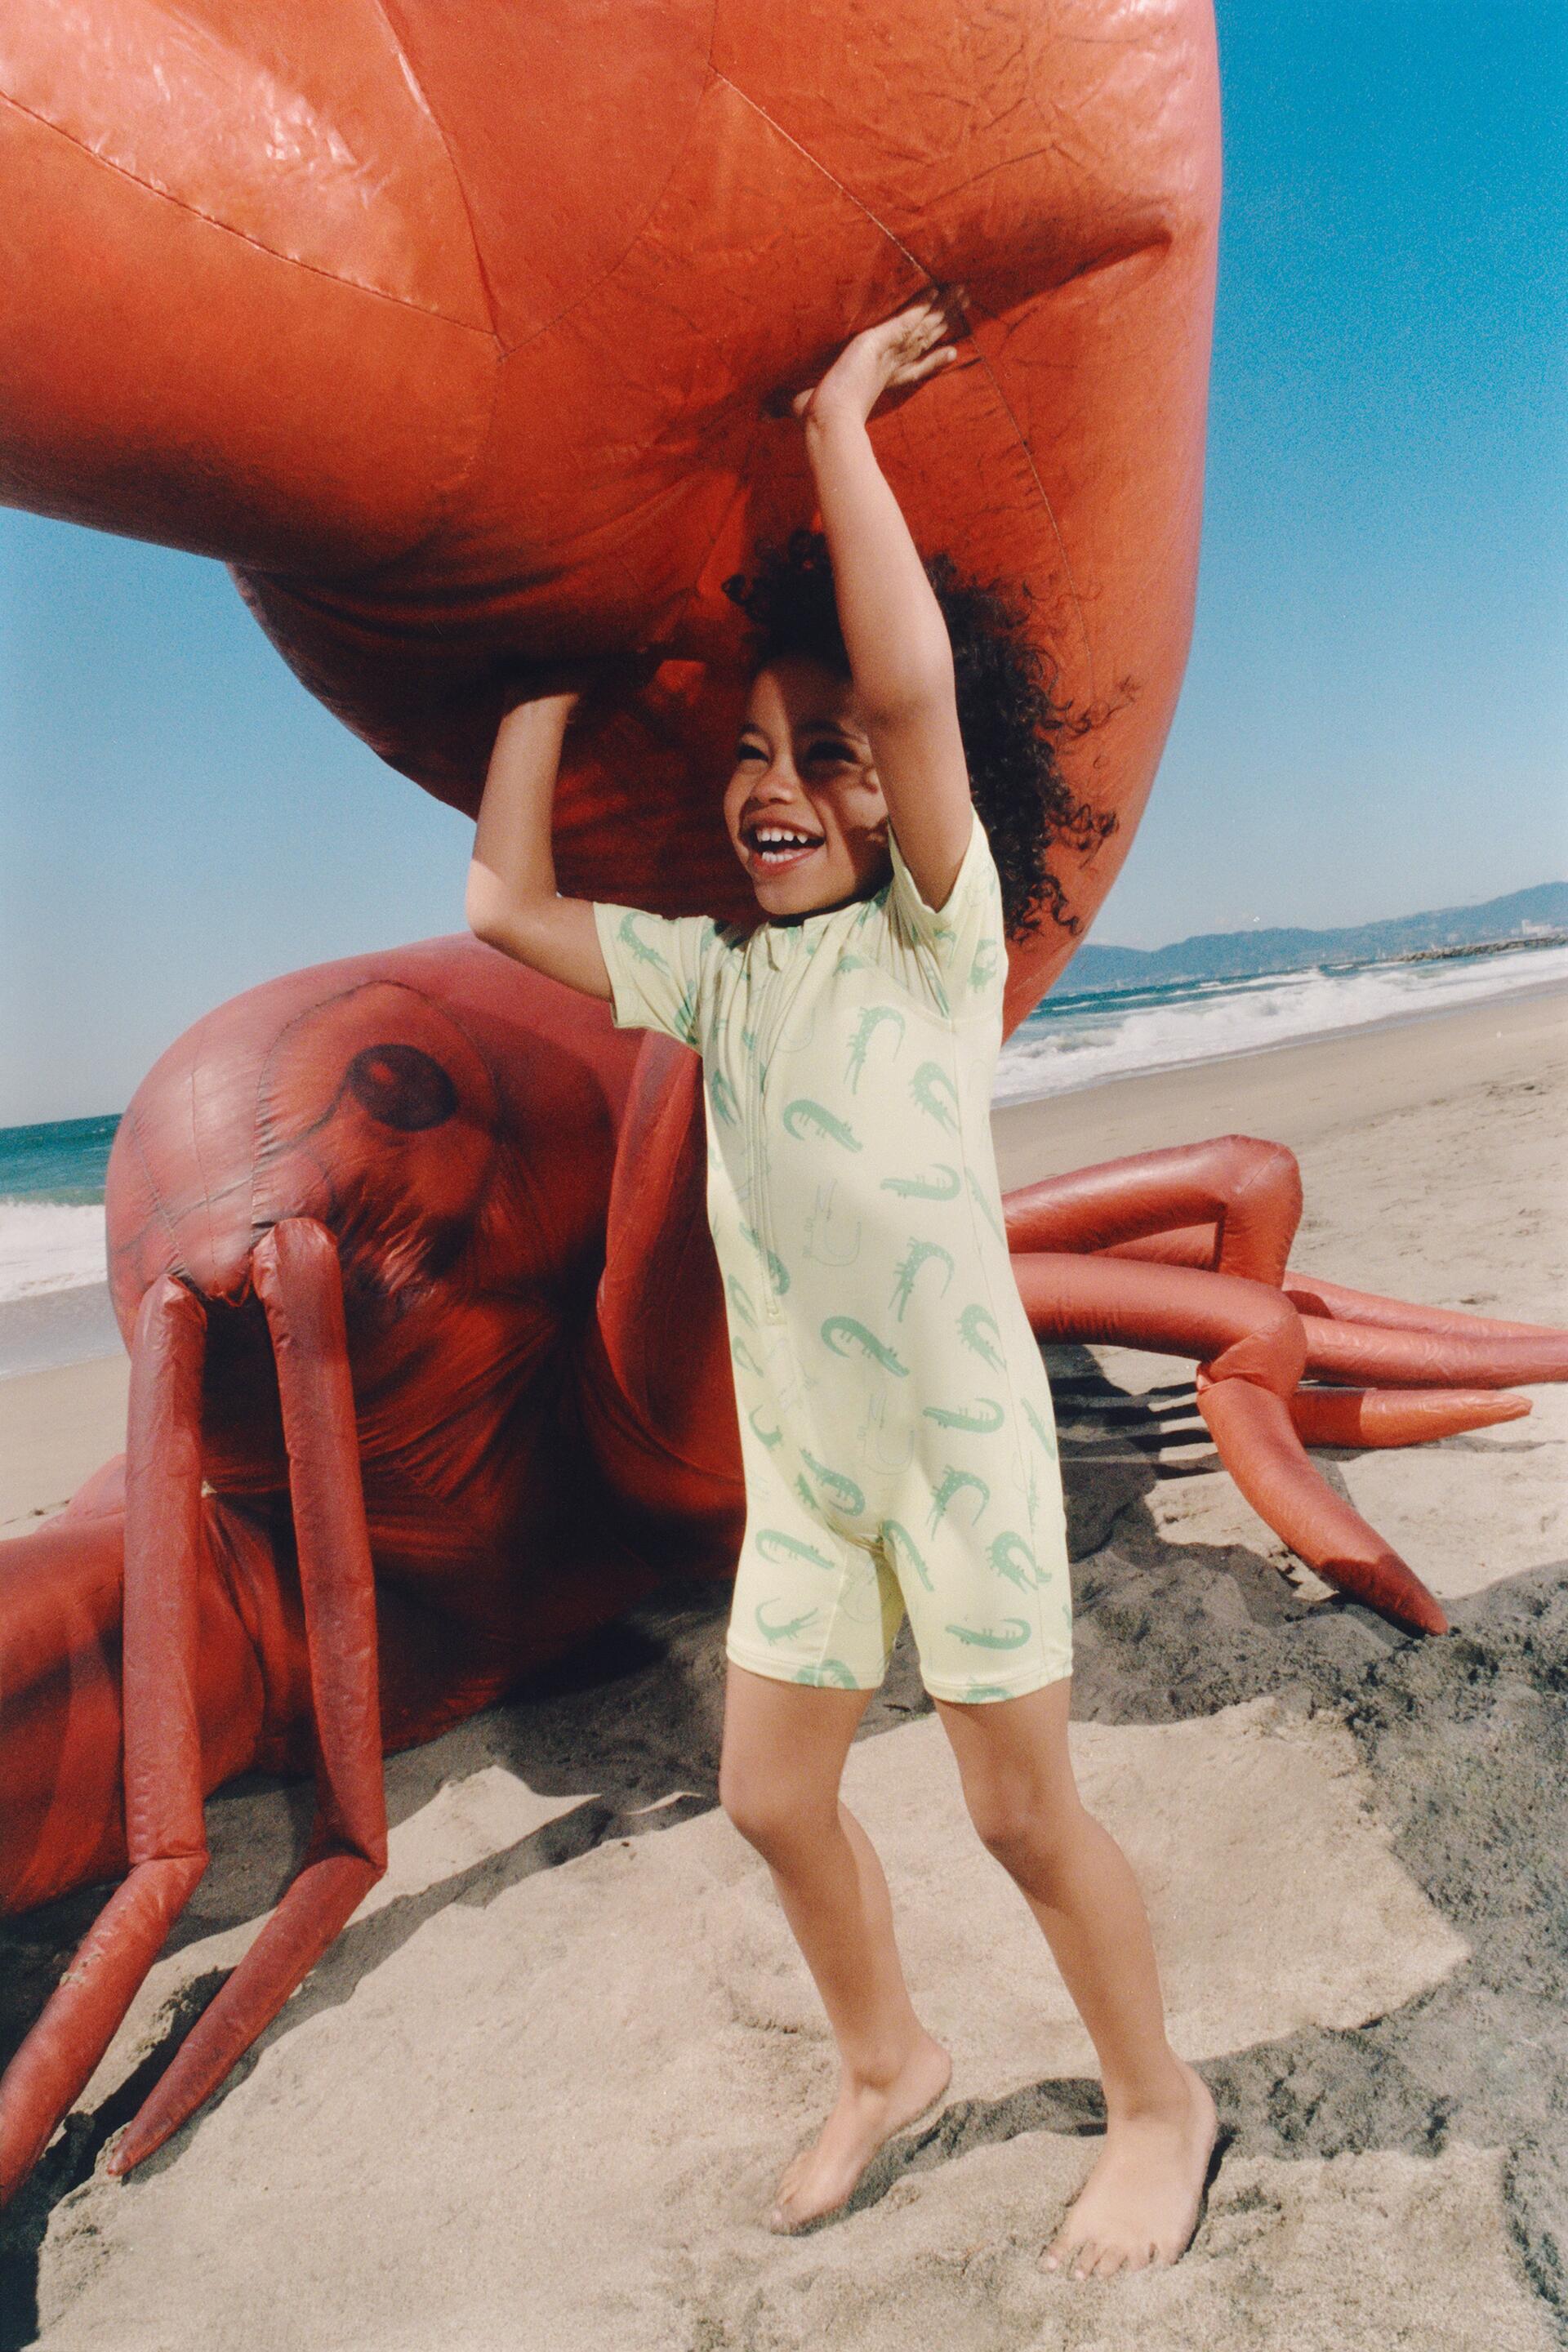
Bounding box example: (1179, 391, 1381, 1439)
(591, 814, 1071, 1705)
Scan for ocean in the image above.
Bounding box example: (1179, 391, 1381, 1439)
(2, 936, 1565, 1379)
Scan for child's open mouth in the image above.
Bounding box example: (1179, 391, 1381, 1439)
(744, 823, 826, 874)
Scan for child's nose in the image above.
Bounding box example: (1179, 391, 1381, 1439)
(754, 754, 803, 798)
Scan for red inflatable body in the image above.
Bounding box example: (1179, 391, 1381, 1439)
(2, 0, 1565, 2203)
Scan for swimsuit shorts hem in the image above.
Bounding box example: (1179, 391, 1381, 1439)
(919, 1657, 1074, 1706)
(724, 1640, 1073, 1704)
(724, 1641, 882, 1692)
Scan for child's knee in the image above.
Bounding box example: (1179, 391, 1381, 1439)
(963, 1775, 1085, 1878)
(719, 1760, 832, 1855)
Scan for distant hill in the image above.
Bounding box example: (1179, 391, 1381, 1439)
(1069, 882, 1568, 993)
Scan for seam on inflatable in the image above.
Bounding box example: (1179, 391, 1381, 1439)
(496, 1, 722, 362)
(964, 342, 1096, 704)
(314, 13, 721, 590)
(0, 87, 501, 339)
(120, 1101, 186, 1285)
(712, 74, 1096, 697)
(185, 1013, 219, 1283)
(365, 0, 498, 341)
(706, 74, 1178, 707)
(711, 71, 928, 278)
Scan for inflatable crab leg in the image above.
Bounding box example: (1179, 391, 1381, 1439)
(1285, 1272, 1566, 1344)
(108, 1220, 388, 2177)
(1004, 1137, 1302, 1285)
(1300, 1317, 1568, 1391)
(1095, 1236, 1544, 1439)
(1011, 1251, 1447, 1634)
(1099, 1223, 1222, 1269)
(1190, 1372, 1443, 1634)
(0, 1276, 209, 2207)
(1102, 1227, 1568, 1356)
(1290, 1388, 1530, 1447)
(1094, 1220, 1568, 1390)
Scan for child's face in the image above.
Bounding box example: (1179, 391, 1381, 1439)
(723, 657, 893, 921)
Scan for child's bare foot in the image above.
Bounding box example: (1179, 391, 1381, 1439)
(768, 2031, 951, 2233)
(1040, 2056, 1218, 2280)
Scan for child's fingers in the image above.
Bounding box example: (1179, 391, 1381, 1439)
(910, 308, 967, 363)
(902, 310, 953, 361)
(891, 290, 946, 334)
(889, 344, 959, 390)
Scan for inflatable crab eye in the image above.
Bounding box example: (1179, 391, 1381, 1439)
(345, 1045, 459, 1133)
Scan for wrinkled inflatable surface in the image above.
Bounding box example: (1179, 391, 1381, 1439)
(0, 0, 1277, 2205)
(1, 0, 1221, 1024)
(6, 0, 1568, 2217)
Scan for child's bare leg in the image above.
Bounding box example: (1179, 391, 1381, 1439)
(720, 1663, 951, 2230)
(934, 1677, 1218, 2280)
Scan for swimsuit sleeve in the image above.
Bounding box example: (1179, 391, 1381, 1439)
(885, 809, 1008, 1019)
(591, 901, 719, 1049)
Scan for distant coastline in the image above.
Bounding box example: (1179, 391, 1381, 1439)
(1070, 880, 1568, 995)
(1384, 930, 1568, 969)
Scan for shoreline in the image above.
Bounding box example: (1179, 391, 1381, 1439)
(997, 959, 1568, 1109)
(991, 978, 1568, 1189)
(4, 984, 1564, 1396)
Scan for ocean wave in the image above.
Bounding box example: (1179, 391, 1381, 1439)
(995, 940, 1568, 1104)
(0, 1200, 109, 1303)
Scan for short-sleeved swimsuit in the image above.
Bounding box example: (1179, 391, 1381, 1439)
(592, 809, 1071, 1703)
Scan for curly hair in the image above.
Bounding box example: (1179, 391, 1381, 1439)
(723, 528, 1112, 938)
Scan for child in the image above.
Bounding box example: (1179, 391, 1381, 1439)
(466, 292, 1218, 2278)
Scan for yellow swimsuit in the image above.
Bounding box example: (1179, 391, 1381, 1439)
(592, 809, 1072, 1702)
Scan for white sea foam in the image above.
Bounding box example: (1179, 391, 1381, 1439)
(994, 942, 1568, 1105)
(0, 1200, 108, 1303)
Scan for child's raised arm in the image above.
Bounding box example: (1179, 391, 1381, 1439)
(795, 292, 974, 913)
(466, 689, 612, 1000)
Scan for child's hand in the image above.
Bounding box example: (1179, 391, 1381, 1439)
(494, 660, 595, 719)
(492, 653, 653, 727)
(791, 288, 969, 428)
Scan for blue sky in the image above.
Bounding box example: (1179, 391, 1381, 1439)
(2, 1, 1565, 1128)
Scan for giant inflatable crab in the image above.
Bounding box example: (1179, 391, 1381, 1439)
(3, 0, 1566, 2207)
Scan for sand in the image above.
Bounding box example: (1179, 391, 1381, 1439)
(2, 987, 1564, 2351)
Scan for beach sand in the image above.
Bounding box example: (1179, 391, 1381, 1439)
(2, 987, 1564, 2351)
